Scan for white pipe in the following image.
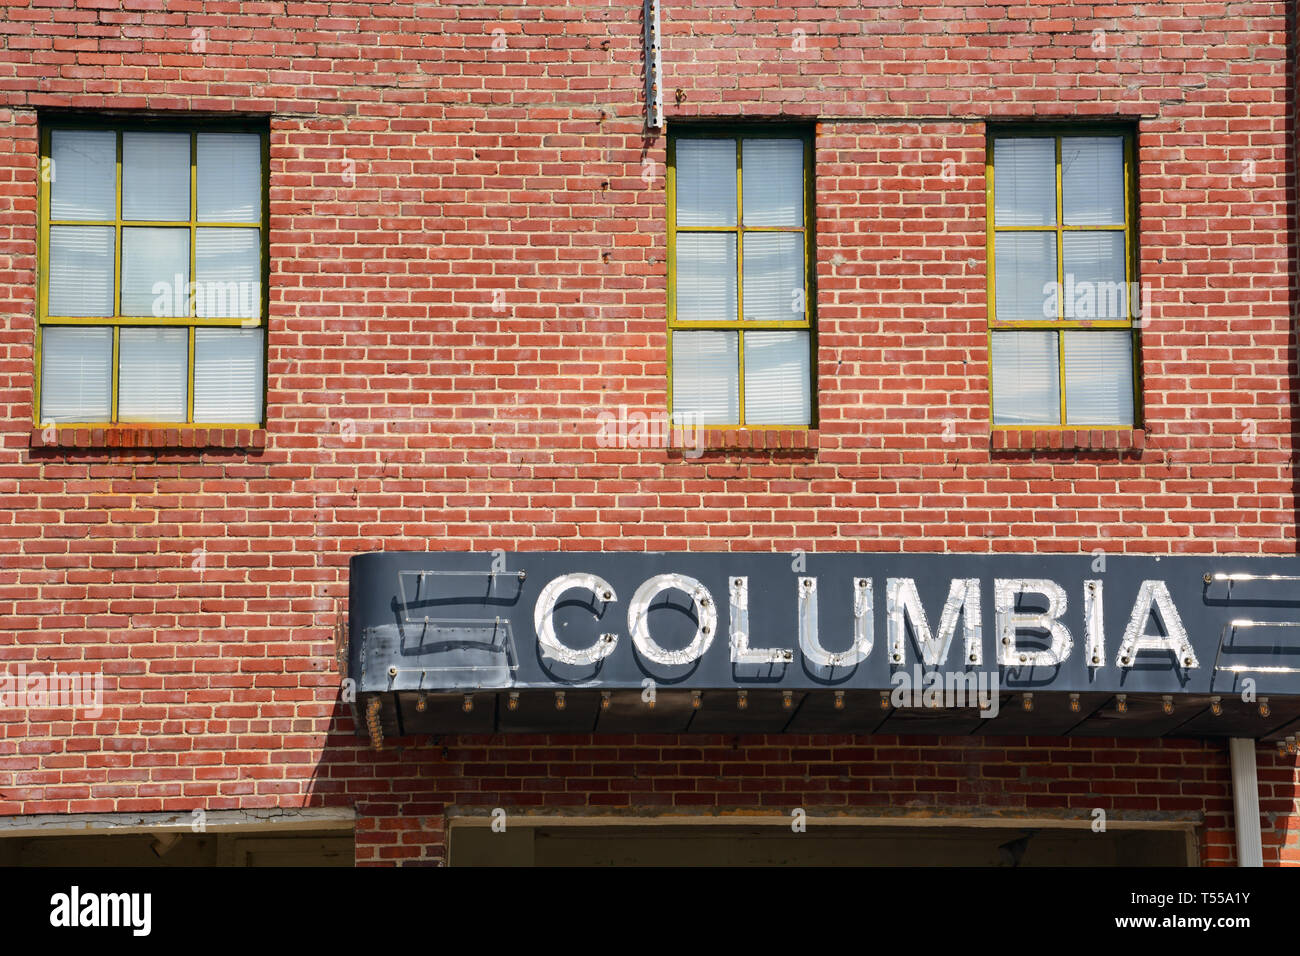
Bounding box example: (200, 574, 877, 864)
(1227, 738, 1263, 867)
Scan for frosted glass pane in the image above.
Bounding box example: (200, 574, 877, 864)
(1064, 330, 1134, 426)
(1063, 232, 1127, 319)
(40, 327, 112, 423)
(743, 330, 810, 425)
(50, 129, 116, 221)
(743, 233, 803, 323)
(743, 139, 803, 226)
(117, 327, 188, 422)
(122, 132, 190, 221)
(194, 328, 264, 423)
(198, 133, 262, 222)
(994, 232, 1057, 321)
(672, 331, 739, 425)
(196, 228, 261, 319)
(994, 138, 1056, 226)
(48, 226, 114, 317)
(1062, 136, 1125, 225)
(676, 233, 737, 322)
(676, 139, 736, 226)
(991, 331, 1060, 425)
(121, 227, 189, 317)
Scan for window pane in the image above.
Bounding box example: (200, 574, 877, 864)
(1064, 330, 1134, 426)
(672, 330, 739, 425)
(742, 232, 803, 324)
(1062, 136, 1125, 226)
(742, 139, 803, 226)
(994, 232, 1057, 321)
(117, 327, 189, 422)
(48, 226, 115, 317)
(198, 133, 262, 222)
(193, 328, 264, 423)
(743, 330, 810, 425)
(994, 138, 1056, 226)
(40, 327, 112, 423)
(676, 139, 736, 227)
(50, 129, 116, 221)
(676, 233, 737, 322)
(196, 228, 261, 319)
(121, 227, 190, 317)
(1062, 232, 1127, 320)
(122, 132, 190, 221)
(991, 330, 1060, 425)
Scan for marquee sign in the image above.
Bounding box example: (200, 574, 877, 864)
(346, 551, 1300, 742)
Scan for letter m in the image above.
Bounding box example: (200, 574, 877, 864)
(886, 578, 983, 667)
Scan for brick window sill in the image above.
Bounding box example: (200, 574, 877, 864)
(699, 428, 819, 452)
(30, 425, 267, 451)
(991, 428, 1145, 452)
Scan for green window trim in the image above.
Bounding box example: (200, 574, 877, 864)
(667, 125, 817, 429)
(986, 124, 1143, 430)
(36, 116, 270, 428)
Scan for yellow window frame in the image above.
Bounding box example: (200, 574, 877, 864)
(985, 125, 1142, 430)
(667, 126, 816, 429)
(36, 117, 270, 428)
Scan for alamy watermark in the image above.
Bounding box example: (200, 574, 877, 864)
(890, 664, 1000, 718)
(1040, 276, 1153, 323)
(151, 274, 260, 322)
(596, 406, 704, 458)
(0, 666, 103, 718)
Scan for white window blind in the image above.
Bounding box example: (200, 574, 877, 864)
(121, 227, 190, 317)
(993, 138, 1055, 226)
(122, 131, 190, 222)
(197, 133, 262, 222)
(1062, 136, 1125, 225)
(193, 328, 264, 423)
(672, 330, 739, 425)
(742, 139, 803, 226)
(743, 330, 810, 425)
(1062, 231, 1126, 318)
(48, 226, 115, 317)
(994, 231, 1056, 321)
(117, 328, 189, 422)
(742, 232, 803, 324)
(675, 139, 736, 227)
(1064, 331, 1134, 425)
(676, 233, 738, 323)
(195, 228, 261, 319)
(991, 330, 1060, 425)
(49, 129, 116, 221)
(40, 327, 112, 423)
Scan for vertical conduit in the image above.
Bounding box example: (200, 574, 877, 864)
(1227, 738, 1263, 867)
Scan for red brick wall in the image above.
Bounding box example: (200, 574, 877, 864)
(0, 1, 1296, 865)
(345, 734, 1300, 866)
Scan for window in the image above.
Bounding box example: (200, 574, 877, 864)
(668, 130, 814, 427)
(38, 120, 267, 426)
(987, 128, 1139, 427)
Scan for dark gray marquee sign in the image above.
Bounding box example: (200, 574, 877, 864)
(346, 551, 1300, 742)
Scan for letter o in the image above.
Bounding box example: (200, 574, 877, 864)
(628, 574, 717, 666)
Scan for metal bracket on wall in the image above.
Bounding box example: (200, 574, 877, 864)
(334, 599, 348, 680)
(365, 697, 383, 751)
(644, 0, 664, 129)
